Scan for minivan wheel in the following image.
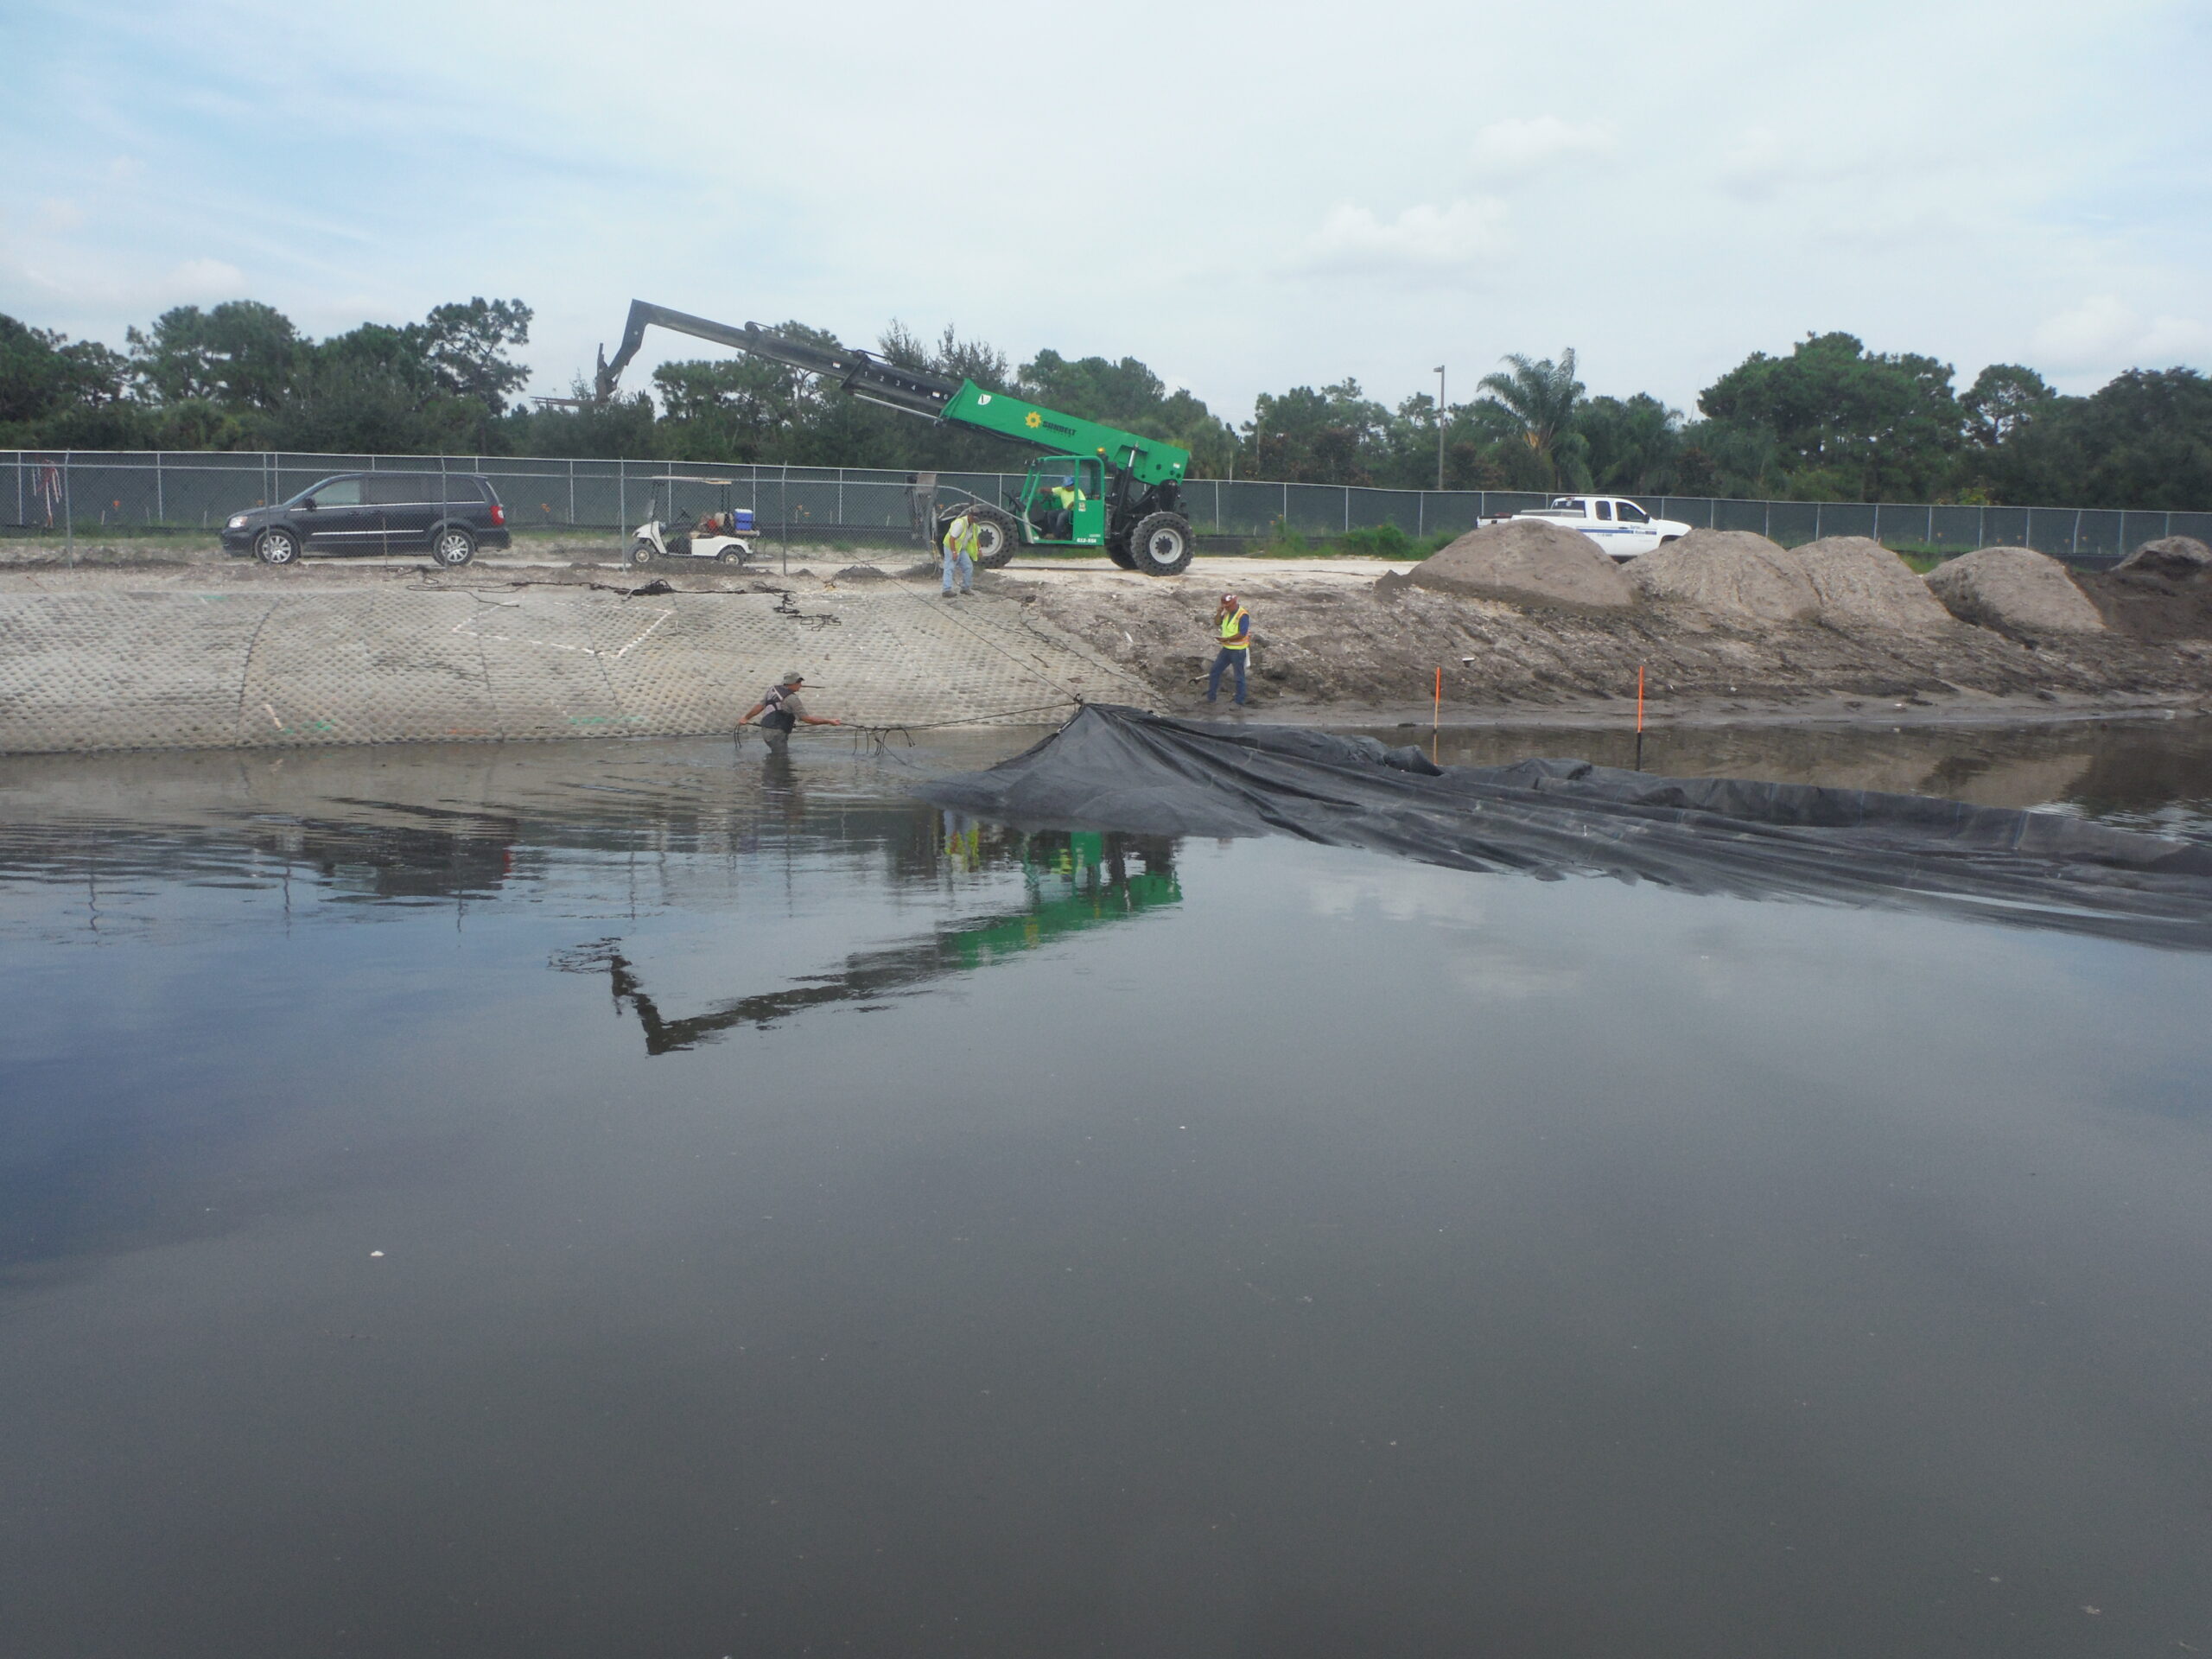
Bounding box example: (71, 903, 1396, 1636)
(433, 527, 476, 567)
(254, 528, 301, 566)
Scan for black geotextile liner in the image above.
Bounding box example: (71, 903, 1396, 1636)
(919, 704, 2212, 950)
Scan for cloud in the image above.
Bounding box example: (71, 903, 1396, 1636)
(1306, 198, 1511, 272)
(166, 257, 247, 298)
(1470, 116, 1615, 178)
(2031, 295, 2212, 372)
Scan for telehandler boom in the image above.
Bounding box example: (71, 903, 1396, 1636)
(593, 301, 1197, 575)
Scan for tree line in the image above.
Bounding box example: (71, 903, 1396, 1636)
(3, 299, 2208, 509)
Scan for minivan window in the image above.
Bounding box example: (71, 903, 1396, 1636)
(306, 479, 362, 507)
(364, 474, 431, 505)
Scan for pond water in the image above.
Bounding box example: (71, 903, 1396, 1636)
(3, 720, 2211, 1658)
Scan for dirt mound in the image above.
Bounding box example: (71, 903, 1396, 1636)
(830, 563, 891, 582)
(1409, 518, 1637, 612)
(1926, 547, 2105, 635)
(1783, 537, 1952, 632)
(1628, 530, 1818, 626)
(2075, 541, 2212, 641)
(2119, 536, 2212, 579)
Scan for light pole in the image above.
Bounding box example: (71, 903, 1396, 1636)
(1433, 365, 1446, 492)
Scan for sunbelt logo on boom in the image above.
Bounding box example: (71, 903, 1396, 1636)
(1025, 411, 1042, 429)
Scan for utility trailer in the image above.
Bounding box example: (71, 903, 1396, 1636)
(593, 302, 1198, 575)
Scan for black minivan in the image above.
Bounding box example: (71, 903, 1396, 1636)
(221, 472, 511, 567)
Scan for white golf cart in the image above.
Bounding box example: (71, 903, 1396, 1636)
(627, 475, 760, 567)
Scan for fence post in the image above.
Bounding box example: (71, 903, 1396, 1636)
(2072, 509, 2082, 561)
(155, 452, 164, 525)
(1927, 504, 1934, 547)
(1815, 502, 1821, 541)
(568, 459, 575, 527)
(63, 450, 74, 566)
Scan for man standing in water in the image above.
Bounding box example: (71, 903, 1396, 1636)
(741, 671, 842, 750)
(1206, 592, 1251, 706)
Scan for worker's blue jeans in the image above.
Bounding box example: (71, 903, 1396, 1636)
(942, 546, 972, 594)
(1207, 647, 1247, 703)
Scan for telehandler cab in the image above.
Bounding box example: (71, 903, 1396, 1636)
(592, 302, 1198, 575)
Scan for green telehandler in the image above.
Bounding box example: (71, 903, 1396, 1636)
(592, 302, 1198, 575)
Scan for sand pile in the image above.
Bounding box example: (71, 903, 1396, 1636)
(2075, 536, 2212, 641)
(1783, 537, 1952, 632)
(1409, 518, 1637, 611)
(1628, 530, 1818, 626)
(2120, 536, 2212, 578)
(1925, 547, 2105, 635)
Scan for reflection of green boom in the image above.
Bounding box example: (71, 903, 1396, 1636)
(943, 864, 1179, 972)
(556, 838, 1179, 1054)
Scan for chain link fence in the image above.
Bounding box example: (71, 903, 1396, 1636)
(8, 449, 2207, 566)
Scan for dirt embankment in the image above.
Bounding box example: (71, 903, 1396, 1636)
(1024, 563, 2212, 723)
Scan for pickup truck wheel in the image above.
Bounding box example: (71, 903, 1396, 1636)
(433, 527, 476, 568)
(254, 528, 301, 566)
(1659, 535, 1681, 545)
(969, 507, 1018, 569)
(1129, 512, 1195, 577)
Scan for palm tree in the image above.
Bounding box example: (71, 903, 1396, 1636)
(1477, 350, 1586, 486)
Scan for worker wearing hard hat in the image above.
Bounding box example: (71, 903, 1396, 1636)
(1206, 593, 1251, 706)
(941, 509, 976, 597)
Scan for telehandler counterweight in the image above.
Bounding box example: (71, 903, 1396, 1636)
(592, 301, 1198, 575)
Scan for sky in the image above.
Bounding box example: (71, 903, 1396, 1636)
(3, 0, 2208, 423)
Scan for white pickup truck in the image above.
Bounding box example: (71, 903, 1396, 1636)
(1488, 495, 1692, 559)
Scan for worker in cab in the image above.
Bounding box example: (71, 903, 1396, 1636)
(1206, 592, 1251, 706)
(1046, 480, 1084, 539)
(941, 509, 976, 597)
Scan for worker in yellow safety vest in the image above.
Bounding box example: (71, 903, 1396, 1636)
(1047, 481, 1084, 539)
(941, 509, 977, 597)
(1206, 593, 1251, 706)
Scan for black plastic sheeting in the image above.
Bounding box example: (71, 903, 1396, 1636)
(921, 704, 2212, 950)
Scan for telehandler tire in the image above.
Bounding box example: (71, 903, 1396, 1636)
(1105, 535, 1137, 570)
(969, 507, 1018, 569)
(1129, 512, 1195, 577)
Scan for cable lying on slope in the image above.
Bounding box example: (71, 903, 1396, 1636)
(918, 704, 2212, 950)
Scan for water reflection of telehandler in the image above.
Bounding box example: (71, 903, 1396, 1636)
(593, 301, 1198, 575)
(552, 830, 1179, 1052)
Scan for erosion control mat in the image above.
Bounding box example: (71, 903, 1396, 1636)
(921, 704, 2212, 949)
